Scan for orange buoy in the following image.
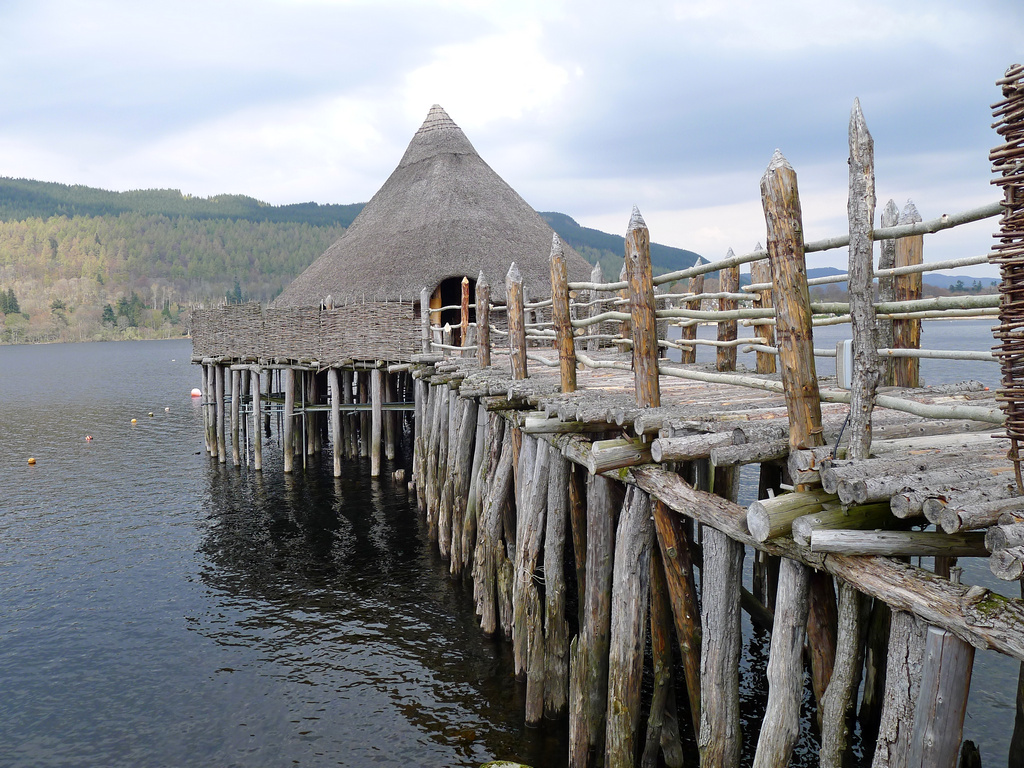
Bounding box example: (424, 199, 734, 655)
(27, 457, 36, 465)
(190, 388, 202, 398)
(131, 418, 137, 424)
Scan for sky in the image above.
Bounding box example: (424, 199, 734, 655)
(2, 0, 1021, 277)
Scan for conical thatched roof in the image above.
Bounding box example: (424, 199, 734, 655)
(274, 105, 592, 306)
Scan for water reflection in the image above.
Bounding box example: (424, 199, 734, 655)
(195, 451, 569, 767)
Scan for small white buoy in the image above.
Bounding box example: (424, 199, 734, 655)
(164, 407, 170, 412)
(190, 388, 202, 398)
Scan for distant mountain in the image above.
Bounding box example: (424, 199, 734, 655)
(0, 176, 365, 227)
(806, 267, 998, 292)
(540, 211, 702, 278)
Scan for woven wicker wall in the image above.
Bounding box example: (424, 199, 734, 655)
(190, 301, 420, 363)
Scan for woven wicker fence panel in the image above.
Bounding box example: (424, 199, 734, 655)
(325, 301, 420, 361)
(189, 308, 215, 358)
(220, 303, 263, 358)
(990, 63, 1024, 487)
(261, 307, 321, 360)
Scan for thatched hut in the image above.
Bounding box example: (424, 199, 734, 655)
(274, 104, 592, 332)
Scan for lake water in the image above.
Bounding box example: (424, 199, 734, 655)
(0, 340, 563, 768)
(0, 328, 1019, 767)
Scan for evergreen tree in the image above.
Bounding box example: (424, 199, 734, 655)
(101, 304, 116, 326)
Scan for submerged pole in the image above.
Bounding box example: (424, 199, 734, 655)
(329, 367, 342, 478)
(251, 368, 263, 472)
(283, 367, 295, 474)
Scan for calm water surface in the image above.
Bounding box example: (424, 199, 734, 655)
(0, 340, 562, 767)
(1, 330, 1019, 766)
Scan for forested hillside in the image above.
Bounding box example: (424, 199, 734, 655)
(0, 177, 707, 345)
(0, 178, 353, 343)
(0, 176, 364, 227)
(539, 211, 702, 279)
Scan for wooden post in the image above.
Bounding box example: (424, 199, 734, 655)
(342, 370, 355, 459)
(717, 253, 739, 372)
(479, 421, 514, 636)
(306, 371, 317, 457)
(204, 364, 216, 456)
(230, 368, 241, 466)
(819, 580, 865, 767)
(420, 286, 431, 354)
(1011, 581, 1024, 768)
(477, 271, 491, 367)
(618, 263, 631, 348)
(753, 557, 811, 768)
(893, 201, 923, 388)
(460, 276, 470, 350)
(329, 368, 342, 478)
(438, 390, 461, 560)
(384, 372, 395, 461)
(569, 474, 623, 766)
(605, 487, 654, 768)
(751, 246, 777, 374)
(872, 610, 926, 767)
(680, 273, 703, 365)
(847, 99, 880, 460)
(806, 570, 839, 729)
(569, 463, 588, 630)
(450, 397, 477, 573)
(551, 233, 577, 393)
(644, 547, 684, 768)
(699, 526, 743, 766)
(761, 150, 824, 451)
(283, 367, 295, 474)
(251, 369, 263, 471)
(652, 499, 702, 737)
(878, 199, 899, 386)
(215, 364, 227, 463)
(626, 206, 660, 408)
(507, 262, 527, 380)
(587, 263, 603, 353)
(359, 372, 369, 458)
(544, 449, 570, 719)
(907, 627, 975, 768)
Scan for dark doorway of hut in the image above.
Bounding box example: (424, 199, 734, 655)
(431, 276, 476, 346)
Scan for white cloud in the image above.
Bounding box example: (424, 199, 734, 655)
(401, 23, 572, 130)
